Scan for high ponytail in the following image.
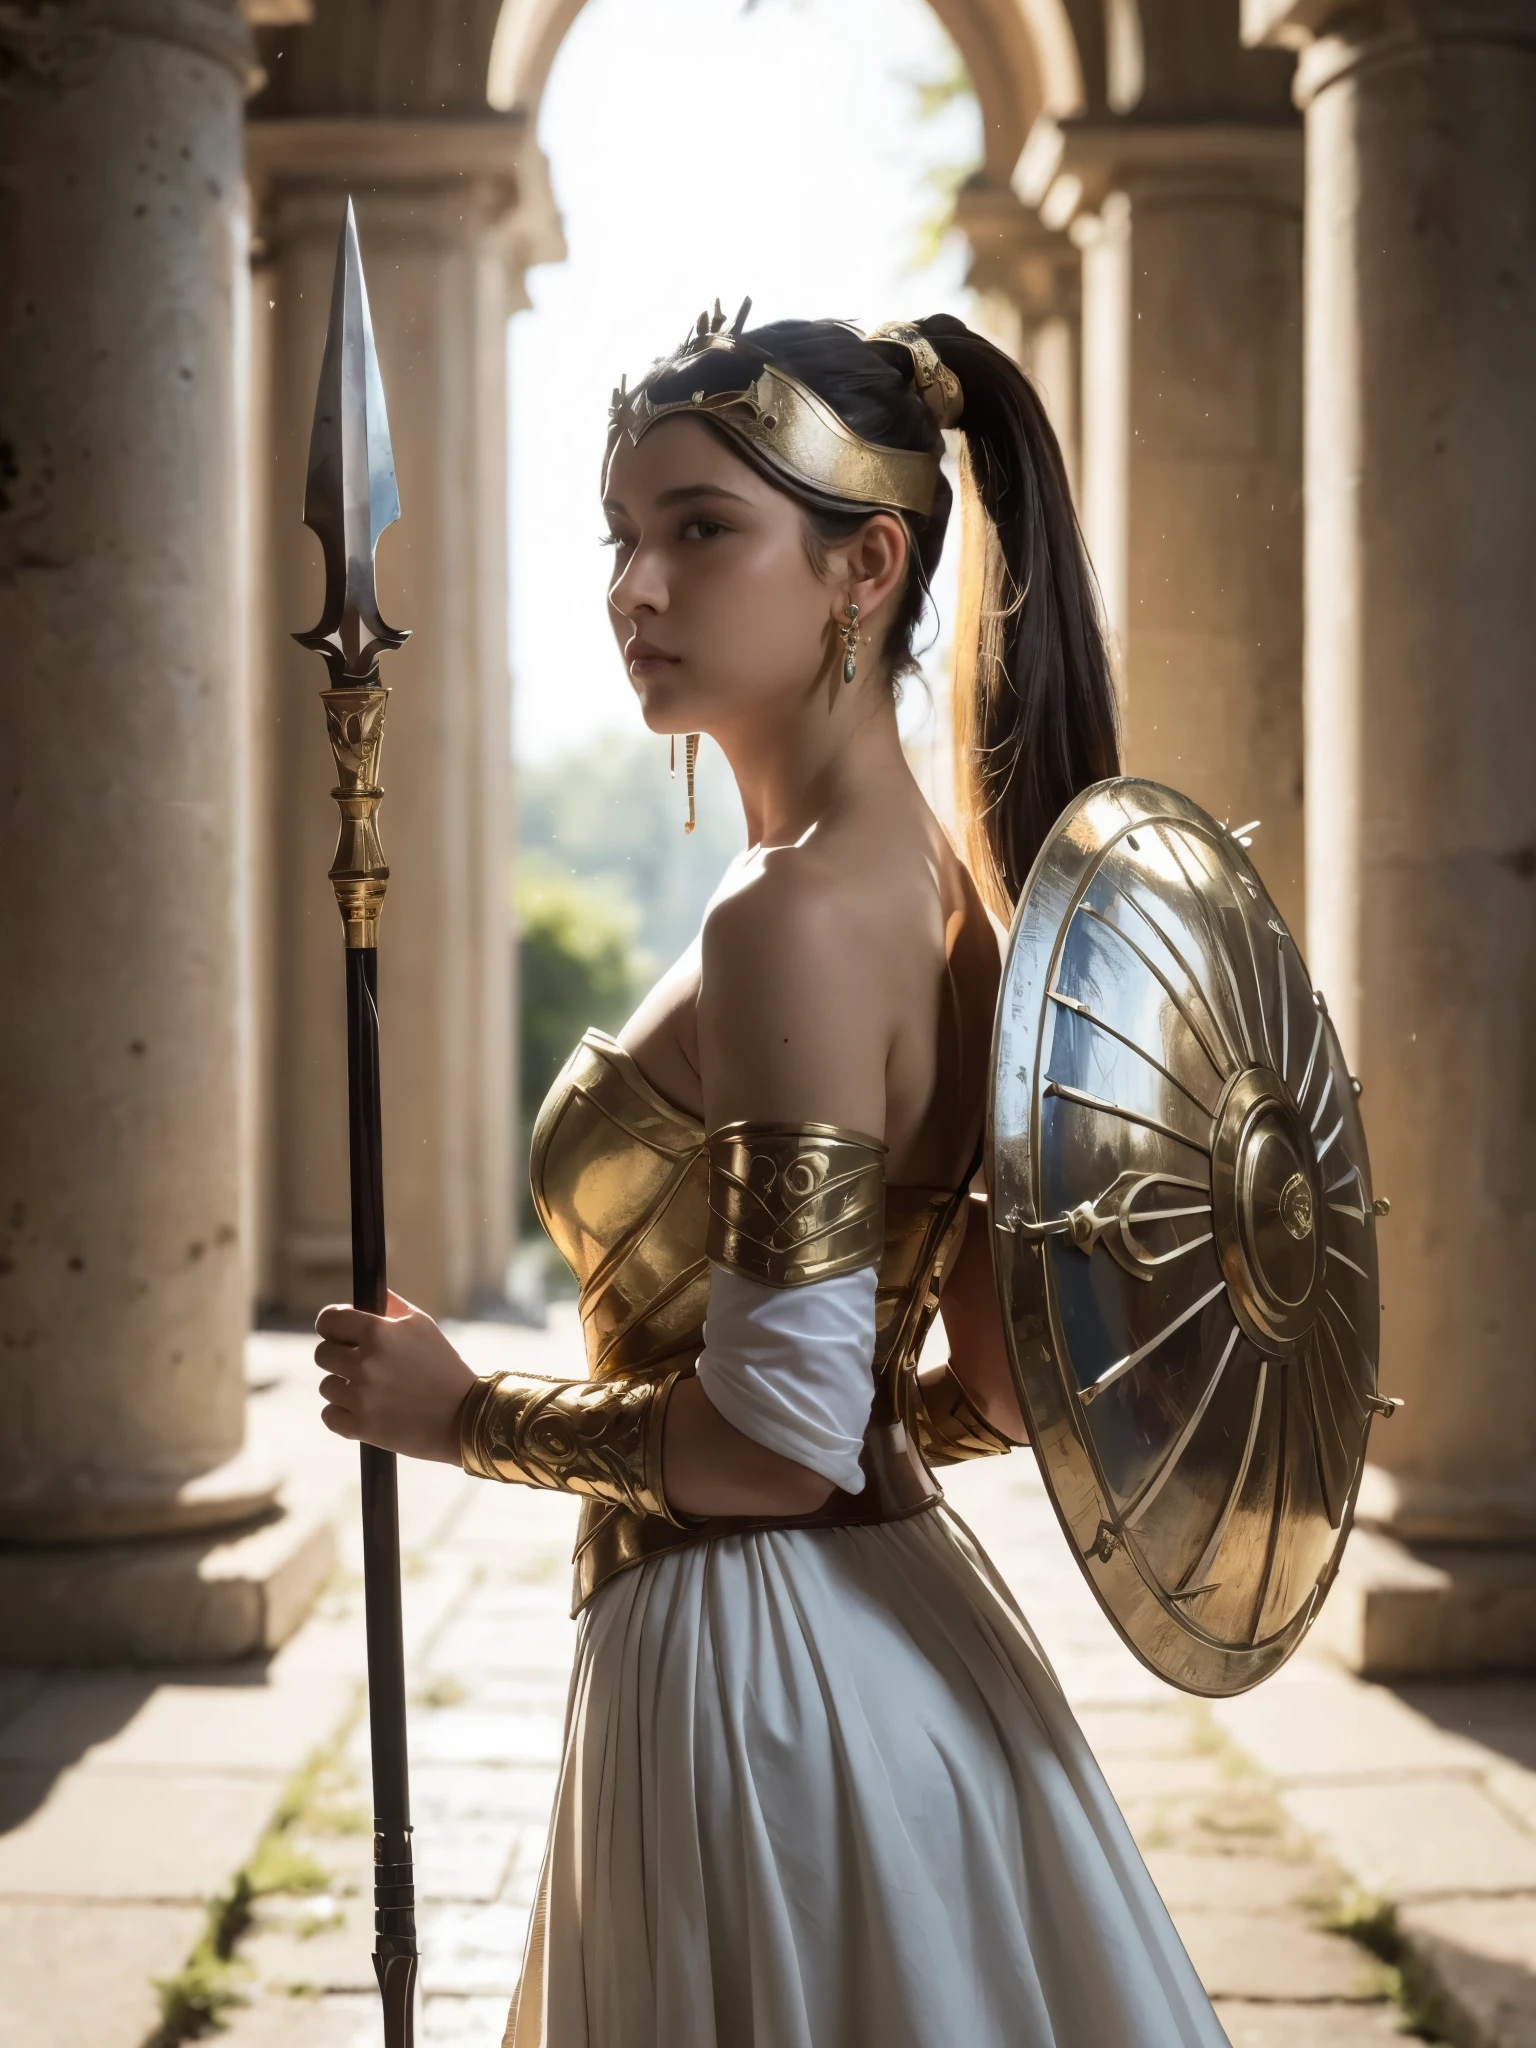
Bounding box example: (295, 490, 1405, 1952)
(695, 314, 1120, 915)
(919, 317, 1120, 918)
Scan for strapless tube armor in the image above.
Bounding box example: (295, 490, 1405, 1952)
(459, 1368, 683, 1523)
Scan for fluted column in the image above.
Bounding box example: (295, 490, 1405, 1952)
(1028, 106, 1307, 931)
(955, 182, 1082, 501)
(1249, 0, 1536, 1575)
(0, 0, 277, 1542)
(246, 116, 561, 1319)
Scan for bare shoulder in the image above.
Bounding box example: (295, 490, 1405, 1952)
(697, 836, 889, 1138)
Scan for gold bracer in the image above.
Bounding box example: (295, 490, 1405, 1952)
(908, 1358, 1016, 1467)
(459, 1368, 683, 1523)
(706, 1121, 885, 1287)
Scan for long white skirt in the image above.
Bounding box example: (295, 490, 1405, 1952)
(505, 1507, 1229, 2048)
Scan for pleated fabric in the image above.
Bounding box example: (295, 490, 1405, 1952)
(504, 1507, 1230, 2048)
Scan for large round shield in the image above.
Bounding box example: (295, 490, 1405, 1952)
(990, 780, 1389, 1696)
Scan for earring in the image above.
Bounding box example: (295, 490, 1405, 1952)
(841, 602, 860, 686)
(684, 732, 699, 835)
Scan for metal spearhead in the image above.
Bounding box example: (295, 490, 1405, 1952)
(295, 198, 409, 683)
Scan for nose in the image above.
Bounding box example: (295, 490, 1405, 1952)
(609, 537, 667, 620)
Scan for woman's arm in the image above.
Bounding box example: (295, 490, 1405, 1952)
(935, 1194, 1028, 1442)
(662, 853, 890, 1520)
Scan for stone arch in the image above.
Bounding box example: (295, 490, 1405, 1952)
(483, 0, 1089, 187)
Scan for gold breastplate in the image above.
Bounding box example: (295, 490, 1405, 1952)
(531, 1031, 969, 1608)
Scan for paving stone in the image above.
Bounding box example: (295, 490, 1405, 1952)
(1283, 1777, 1536, 1901)
(0, 1762, 281, 1899)
(216, 1989, 376, 2046)
(1143, 1849, 1336, 1914)
(1214, 2000, 1413, 2045)
(0, 1664, 354, 1777)
(402, 1708, 566, 1771)
(419, 1900, 531, 1996)
(1489, 1761, 1536, 1835)
(1395, 1680, 1536, 1772)
(1214, 1670, 1490, 1784)
(245, 1891, 376, 1996)
(1400, 1894, 1536, 2048)
(419, 1995, 516, 2045)
(411, 1763, 559, 1828)
(1076, 1703, 1199, 1759)
(0, 1897, 206, 2048)
(415, 1816, 519, 1902)
(0, 1670, 45, 1736)
(1170, 1908, 1392, 2001)
(1096, 1752, 1230, 1804)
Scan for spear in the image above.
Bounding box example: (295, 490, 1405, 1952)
(295, 198, 417, 2047)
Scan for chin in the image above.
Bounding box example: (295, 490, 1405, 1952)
(631, 674, 702, 734)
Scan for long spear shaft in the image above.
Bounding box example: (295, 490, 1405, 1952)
(296, 199, 418, 2047)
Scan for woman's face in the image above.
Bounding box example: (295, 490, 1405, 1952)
(602, 415, 901, 739)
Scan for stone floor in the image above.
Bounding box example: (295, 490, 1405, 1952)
(2, 1307, 1532, 2048)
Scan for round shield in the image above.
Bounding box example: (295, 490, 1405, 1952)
(989, 779, 1388, 1696)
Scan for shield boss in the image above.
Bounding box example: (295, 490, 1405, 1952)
(990, 781, 1387, 1696)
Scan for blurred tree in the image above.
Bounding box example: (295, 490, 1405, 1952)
(517, 730, 745, 971)
(516, 870, 642, 1234)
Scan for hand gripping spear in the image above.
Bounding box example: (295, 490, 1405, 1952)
(294, 200, 418, 2046)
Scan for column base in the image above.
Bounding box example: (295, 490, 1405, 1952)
(0, 1501, 336, 1666)
(1313, 1528, 1536, 1677)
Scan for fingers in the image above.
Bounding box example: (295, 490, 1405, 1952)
(313, 1338, 359, 1380)
(385, 1289, 426, 1320)
(320, 1401, 361, 1441)
(315, 1302, 378, 1343)
(317, 1373, 353, 1404)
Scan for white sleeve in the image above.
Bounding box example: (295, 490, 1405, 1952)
(693, 1263, 878, 1495)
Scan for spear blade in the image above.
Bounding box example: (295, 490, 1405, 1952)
(295, 197, 409, 683)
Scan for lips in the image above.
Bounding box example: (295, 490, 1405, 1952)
(627, 639, 679, 674)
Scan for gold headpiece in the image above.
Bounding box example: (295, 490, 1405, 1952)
(864, 321, 965, 430)
(608, 299, 951, 519)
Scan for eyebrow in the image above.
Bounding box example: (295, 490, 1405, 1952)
(603, 482, 752, 515)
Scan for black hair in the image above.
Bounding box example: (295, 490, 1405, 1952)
(623, 314, 1120, 913)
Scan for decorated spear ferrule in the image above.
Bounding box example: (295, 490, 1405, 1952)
(323, 682, 391, 948)
(294, 197, 409, 948)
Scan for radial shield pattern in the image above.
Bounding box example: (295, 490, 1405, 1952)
(990, 781, 1389, 1695)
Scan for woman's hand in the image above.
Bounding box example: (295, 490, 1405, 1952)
(314, 1291, 477, 1465)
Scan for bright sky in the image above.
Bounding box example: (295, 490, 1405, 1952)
(507, 0, 981, 778)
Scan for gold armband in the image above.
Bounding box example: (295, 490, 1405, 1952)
(910, 1359, 1017, 1467)
(706, 1120, 885, 1287)
(458, 1368, 682, 1522)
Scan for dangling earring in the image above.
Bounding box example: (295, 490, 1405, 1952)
(684, 732, 699, 835)
(841, 602, 860, 685)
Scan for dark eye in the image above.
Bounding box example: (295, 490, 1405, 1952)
(682, 517, 727, 541)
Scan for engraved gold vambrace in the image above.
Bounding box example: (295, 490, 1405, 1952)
(910, 1358, 1017, 1467)
(458, 1368, 683, 1523)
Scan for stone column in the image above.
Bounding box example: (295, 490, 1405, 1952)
(1247, 0, 1536, 1671)
(245, 117, 561, 1321)
(0, 0, 275, 1543)
(1028, 116, 1308, 932)
(954, 181, 1082, 501)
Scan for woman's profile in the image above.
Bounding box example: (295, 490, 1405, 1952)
(313, 300, 1232, 2047)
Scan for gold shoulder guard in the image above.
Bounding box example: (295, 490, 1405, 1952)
(706, 1120, 885, 1287)
(459, 1368, 682, 1522)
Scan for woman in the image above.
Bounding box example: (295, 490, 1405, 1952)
(314, 304, 1230, 2048)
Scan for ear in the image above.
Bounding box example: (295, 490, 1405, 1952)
(826, 512, 909, 624)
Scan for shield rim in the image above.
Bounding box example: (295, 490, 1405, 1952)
(986, 777, 1379, 1698)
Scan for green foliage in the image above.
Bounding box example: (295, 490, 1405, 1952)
(144, 1721, 356, 2045)
(517, 869, 644, 1140)
(517, 730, 744, 972)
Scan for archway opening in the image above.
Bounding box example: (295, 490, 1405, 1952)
(509, 0, 983, 1252)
